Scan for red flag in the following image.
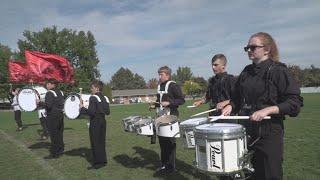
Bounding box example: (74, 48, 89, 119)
(8, 61, 30, 82)
(25, 50, 74, 83)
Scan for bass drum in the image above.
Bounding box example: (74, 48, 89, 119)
(17, 86, 47, 112)
(64, 93, 91, 119)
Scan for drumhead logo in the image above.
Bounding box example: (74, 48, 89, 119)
(210, 144, 221, 169)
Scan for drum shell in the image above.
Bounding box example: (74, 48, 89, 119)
(133, 118, 154, 136)
(156, 121, 180, 138)
(180, 117, 208, 148)
(194, 123, 247, 174)
(124, 116, 142, 132)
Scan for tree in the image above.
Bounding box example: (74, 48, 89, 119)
(302, 65, 320, 87)
(172, 66, 193, 85)
(182, 80, 201, 98)
(147, 78, 158, 89)
(0, 44, 13, 99)
(110, 67, 146, 90)
(192, 76, 208, 94)
(17, 26, 100, 86)
(288, 64, 303, 86)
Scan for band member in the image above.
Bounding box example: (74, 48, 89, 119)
(38, 107, 49, 140)
(80, 80, 110, 170)
(155, 66, 185, 173)
(11, 88, 23, 131)
(222, 32, 303, 180)
(40, 79, 65, 159)
(193, 54, 235, 117)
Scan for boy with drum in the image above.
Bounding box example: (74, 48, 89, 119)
(11, 88, 23, 131)
(193, 54, 236, 118)
(80, 80, 110, 170)
(154, 66, 185, 173)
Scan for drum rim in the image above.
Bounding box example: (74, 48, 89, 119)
(17, 88, 41, 111)
(194, 131, 246, 140)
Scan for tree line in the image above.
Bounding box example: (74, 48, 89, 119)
(0, 26, 319, 101)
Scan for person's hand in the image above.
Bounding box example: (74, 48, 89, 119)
(193, 100, 203, 107)
(221, 104, 232, 116)
(250, 108, 270, 121)
(161, 101, 170, 107)
(216, 100, 230, 110)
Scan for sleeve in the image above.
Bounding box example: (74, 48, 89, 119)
(224, 75, 236, 100)
(82, 96, 98, 116)
(169, 83, 185, 107)
(155, 94, 160, 107)
(274, 66, 303, 117)
(204, 78, 212, 103)
(229, 74, 243, 114)
(44, 91, 55, 111)
(103, 98, 110, 115)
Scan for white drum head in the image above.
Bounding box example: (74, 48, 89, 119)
(64, 94, 81, 119)
(17, 88, 38, 111)
(64, 94, 91, 119)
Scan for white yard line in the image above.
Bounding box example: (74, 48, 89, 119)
(0, 130, 65, 180)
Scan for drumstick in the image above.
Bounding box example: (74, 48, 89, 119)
(191, 108, 217, 117)
(208, 115, 271, 122)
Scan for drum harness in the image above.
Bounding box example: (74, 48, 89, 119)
(156, 81, 175, 117)
(239, 62, 276, 148)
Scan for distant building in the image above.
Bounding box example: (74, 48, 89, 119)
(112, 89, 157, 104)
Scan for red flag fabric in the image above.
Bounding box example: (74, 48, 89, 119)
(25, 50, 74, 83)
(8, 61, 31, 82)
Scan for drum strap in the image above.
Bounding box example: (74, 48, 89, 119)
(48, 90, 64, 97)
(92, 95, 109, 103)
(157, 81, 175, 115)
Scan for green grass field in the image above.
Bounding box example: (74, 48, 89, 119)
(0, 94, 319, 180)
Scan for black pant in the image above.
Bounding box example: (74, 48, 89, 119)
(158, 136, 176, 169)
(47, 113, 64, 155)
(89, 118, 107, 165)
(14, 110, 22, 128)
(246, 120, 284, 180)
(39, 117, 49, 136)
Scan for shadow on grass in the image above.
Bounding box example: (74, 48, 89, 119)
(28, 142, 50, 149)
(113, 146, 212, 180)
(64, 147, 92, 164)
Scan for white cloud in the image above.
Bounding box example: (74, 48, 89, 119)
(1, 0, 319, 82)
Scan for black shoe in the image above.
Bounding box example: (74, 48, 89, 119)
(165, 168, 177, 173)
(87, 163, 106, 170)
(156, 165, 166, 172)
(43, 154, 59, 159)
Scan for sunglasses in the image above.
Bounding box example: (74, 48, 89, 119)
(244, 45, 264, 52)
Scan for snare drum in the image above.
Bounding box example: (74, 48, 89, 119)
(194, 123, 247, 174)
(180, 117, 208, 148)
(133, 117, 154, 136)
(17, 86, 47, 111)
(122, 116, 141, 132)
(155, 115, 180, 138)
(64, 93, 91, 119)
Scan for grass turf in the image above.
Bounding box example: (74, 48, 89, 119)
(0, 94, 319, 179)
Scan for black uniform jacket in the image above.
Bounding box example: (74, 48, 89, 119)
(81, 92, 110, 121)
(230, 59, 303, 119)
(156, 81, 185, 116)
(43, 88, 64, 116)
(205, 72, 236, 107)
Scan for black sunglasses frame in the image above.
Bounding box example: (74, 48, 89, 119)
(244, 45, 264, 52)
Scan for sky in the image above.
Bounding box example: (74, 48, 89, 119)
(1, 0, 319, 82)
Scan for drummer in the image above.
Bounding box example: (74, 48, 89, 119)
(39, 79, 65, 159)
(80, 80, 110, 170)
(154, 66, 185, 173)
(11, 88, 23, 131)
(222, 32, 303, 179)
(193, 54, 236, 118)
